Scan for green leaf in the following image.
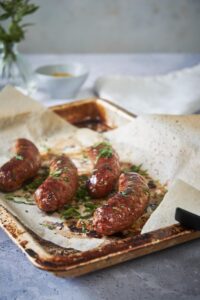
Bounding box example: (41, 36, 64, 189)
(0, 0, 39, 45)
(0, 13, 10, 20)
(0, 2, 10, 13)
(9, 22, 24, 42)
(0, 25, 6, 37)
(23, 4, 39, 16)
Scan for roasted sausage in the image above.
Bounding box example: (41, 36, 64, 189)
(0, 138, 41, 192)
(93, 172, 150, 235)
(86, 142, 120, 198)
(34, 155, 78, 212)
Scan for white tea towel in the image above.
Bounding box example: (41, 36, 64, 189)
(95, 63, 200, 115)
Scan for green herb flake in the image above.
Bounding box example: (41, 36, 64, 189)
(24, 177, 44, 191)
(123, 164, 148, 177)
(60, 206, 80, 220)
(15, 154, 23, 160)
(96, 142, 113, 161)
(40, 221, 64, 230)
(4, 194, 35, 205)
(5, 194, 15, 201)
(84, 202, 98, 210)
(98, 148, 113, 159)
(76, 175, 91, 202)
(80, 202, 98, 219)
(131, 164, 148, 176)
(81, 222, 87, 233)
(79, 213, 93, 219)
(23, 168, 49, 192)
(50, 169, 62, 178)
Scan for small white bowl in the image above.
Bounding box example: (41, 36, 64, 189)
(35, 63, 89, 99)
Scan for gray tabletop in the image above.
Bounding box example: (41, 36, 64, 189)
(1, 54, 200, 300)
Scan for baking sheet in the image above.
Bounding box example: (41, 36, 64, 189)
(0, 86, 200, 253)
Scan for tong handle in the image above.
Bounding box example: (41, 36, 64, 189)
(175, 207, 200, 230)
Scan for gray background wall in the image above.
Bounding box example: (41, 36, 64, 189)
(19, 0, 200, 53)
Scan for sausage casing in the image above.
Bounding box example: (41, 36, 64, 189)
(34, 155, 78, 212)
(0, 138, 41, 192)
(87, 142, 120, 198)
(93, 172, 150, 235)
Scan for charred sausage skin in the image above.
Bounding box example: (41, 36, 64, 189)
(87, 142, 120, 198)
(0, 138, 41, 192)
(93, 172, 150, 235)
(34, 155, 78, 212)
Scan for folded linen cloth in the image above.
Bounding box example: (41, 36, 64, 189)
(95, 63, 200, 115)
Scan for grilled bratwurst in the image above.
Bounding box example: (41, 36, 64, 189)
(34, 155, 78, 212)
(87, 142, 120, 198)
(0, 138, 41, 192)
(93, 172, 150, 235)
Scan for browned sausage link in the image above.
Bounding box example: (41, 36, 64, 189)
(86, 142, 120, 198)
(0, 138, 41, 192)
(34, 155, 78, 212)
(93, 172, 150, 235)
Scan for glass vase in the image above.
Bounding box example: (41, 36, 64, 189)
(0, 42, 32, 90)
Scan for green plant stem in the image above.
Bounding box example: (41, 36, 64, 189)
(3, 42, 16, 61)
(1, 42, 17, 79)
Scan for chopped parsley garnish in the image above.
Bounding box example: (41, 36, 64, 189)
(97, 142, 113, 160)
(81, 222, 87, 233)
(50, 169, 62, 178)
(23, 168, 49, 192)
(123, 164, 148, 177)
(76, 175, 91, 202)
(50, 167, 69, 179)
(59, 201, 98, 221)
(24, 177, 45, 191)
(130, 164, 148, 176)
(15, 154, 23, 160)
(40, 221, 64, 230)
(79, 202, 98, 219)
(4, 194, 35, 205)
(60, 206, 80, 219)
(84, 202, 98, 210)
(98, 148, 113, 159)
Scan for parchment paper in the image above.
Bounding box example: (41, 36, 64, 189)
(0, 86, 200, 251)
(0, 86, 103, 251)
(105, 115, 200, 233)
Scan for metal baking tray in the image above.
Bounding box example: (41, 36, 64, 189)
(0, 98, 200, 277)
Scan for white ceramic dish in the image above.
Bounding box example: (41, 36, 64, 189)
(35, 63, 89, 99)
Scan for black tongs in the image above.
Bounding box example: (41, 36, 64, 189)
(175, 207, 200, 230)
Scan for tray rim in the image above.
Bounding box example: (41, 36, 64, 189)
(1, 204, 200, 277)
(0, 97, 200, 277)
(51, 97, 137, 121)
